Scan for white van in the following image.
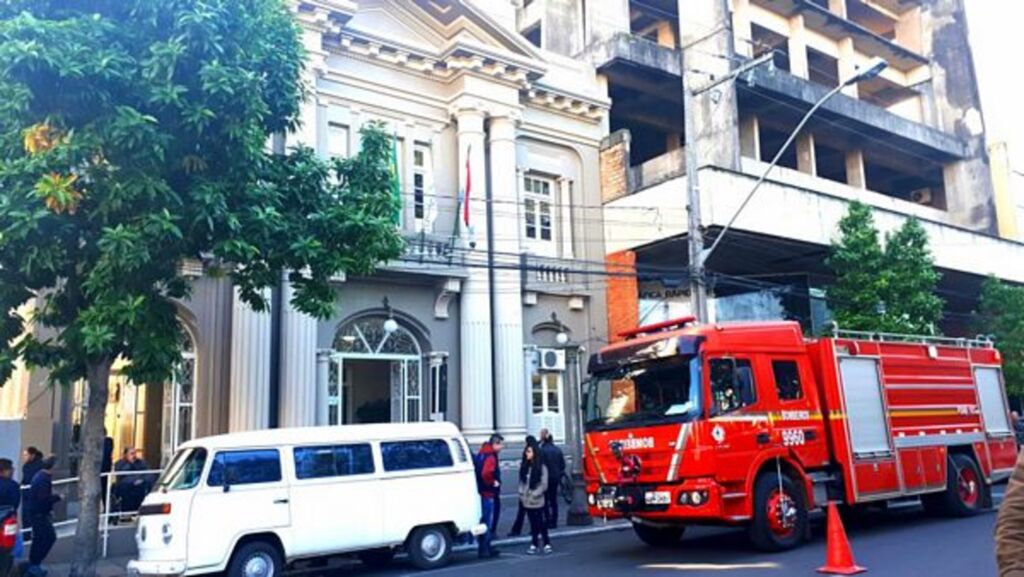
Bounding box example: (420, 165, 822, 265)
(127, 422, 485, 577)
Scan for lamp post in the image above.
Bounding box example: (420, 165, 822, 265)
(697, 58, 890, 271)
(567, 342, 592, 526)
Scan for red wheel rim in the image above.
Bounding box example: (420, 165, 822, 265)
(957, 464, 980, 508)
(766, 489, 797, 538)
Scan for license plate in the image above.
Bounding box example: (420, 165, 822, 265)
(598, 498, 616, 509)
(644, 491, 671, 505)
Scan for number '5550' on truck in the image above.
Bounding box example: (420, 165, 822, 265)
(583, 317, 1017, 551)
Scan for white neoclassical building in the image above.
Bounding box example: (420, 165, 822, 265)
(0, 0, 611, 469)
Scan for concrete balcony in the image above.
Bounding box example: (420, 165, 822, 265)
(603, 160, 1024, 284)
(586, 32, 681, 77)
(382, 232, 468, 278)
(520, 253, 591, 297)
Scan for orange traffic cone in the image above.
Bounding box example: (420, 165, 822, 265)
(817, 502, 866, 575)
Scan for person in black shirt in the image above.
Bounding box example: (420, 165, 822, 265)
(25, 457, 59, 577)
(539, 429, 566, 529)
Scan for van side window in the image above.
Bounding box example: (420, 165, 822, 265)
(381, 439, 454, 472)
(709, 358, 756, 414)
(207, 449, 281, 487)
(772, 360, 803, 401)
(294, 444, 374, 480)
(450, 438, 468, 463)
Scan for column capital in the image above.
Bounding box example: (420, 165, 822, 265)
(449, 100, 489, 123)
(489, 111, 522, 143)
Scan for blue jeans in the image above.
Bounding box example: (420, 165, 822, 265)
(478, 496, 496, 555)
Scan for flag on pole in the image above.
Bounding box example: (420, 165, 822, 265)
(389, 133, 401, 225)
(461, 144, 472, 231)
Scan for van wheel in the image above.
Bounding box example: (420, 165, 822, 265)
(748, 472, 807, 552)
(358, 547, 395, 568)
(932, 453, 986, 517)
(227, 541, 282, 577)
(407, 526, 452, 570)
(632, 522, 685, 547)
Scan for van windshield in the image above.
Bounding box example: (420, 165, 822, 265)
(156, 448, 207, 491)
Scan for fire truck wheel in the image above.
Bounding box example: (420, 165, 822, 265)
(931, 453, 985, 517)
(748, 472, 807, 552)
(631, 522, 686, 547)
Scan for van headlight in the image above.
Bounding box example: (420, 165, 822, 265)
(161, 523, 173, 545)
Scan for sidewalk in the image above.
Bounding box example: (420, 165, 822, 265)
(37, 503, 628, 576)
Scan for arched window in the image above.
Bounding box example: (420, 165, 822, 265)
(334, 317, 422, 356)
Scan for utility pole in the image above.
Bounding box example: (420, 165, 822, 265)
(683, 46, 773, 322)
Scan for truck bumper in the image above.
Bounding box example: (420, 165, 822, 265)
(126, 559, 187, 577)
(586, 478, 727, 522)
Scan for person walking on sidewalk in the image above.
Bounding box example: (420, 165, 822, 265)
(509, 435, 538, 537)
(25, 457, 59, 577)
(519, 441, 551, 555)
(475, 434, 504, 559)
(539, 429, 566, 529)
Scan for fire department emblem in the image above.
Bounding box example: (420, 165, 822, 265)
(712, 425, 726, 444)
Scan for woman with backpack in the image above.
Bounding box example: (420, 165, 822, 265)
(518, 438, 551, 555)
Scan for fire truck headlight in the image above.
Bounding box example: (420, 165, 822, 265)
(587, 493, 596, 506)
(677, 492, 689, 505)
(690, 491, 704, 505)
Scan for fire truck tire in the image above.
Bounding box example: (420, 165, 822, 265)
(928, 453, 985, 517)
(631, 522, 686, 547)
(748, 472, 808, 552)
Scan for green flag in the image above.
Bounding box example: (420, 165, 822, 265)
(390, 133, 401, 225)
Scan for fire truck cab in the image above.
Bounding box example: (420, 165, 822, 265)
(583, 317, 1017, 551)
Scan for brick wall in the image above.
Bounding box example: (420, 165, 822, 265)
(606, 250, 639, 344)
(600, 129, 631, 204)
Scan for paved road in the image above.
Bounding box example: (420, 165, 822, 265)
(305, 489, 1006, 577)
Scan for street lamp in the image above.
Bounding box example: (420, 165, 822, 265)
(382, 297, 398, 334)
(695, 57, 890, 303)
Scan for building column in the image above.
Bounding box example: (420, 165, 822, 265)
(796, 133, 817, 176)
(279, 279, 318, 428)
(228, 288, 272, 432)
(557, 176, 575, 260)
(846, 150, 867, 189)
(828, 0, 847, 18)
(489, 112, 528, 439)
(453, 103, 494, 443)
(837, 38, 859, 98)
(731, 0, 753, 58)
(315, 349, 332, 426)
(788, 14, 809, 80)
(739, 116, 761, 160)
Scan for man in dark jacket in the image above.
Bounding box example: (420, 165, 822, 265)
(25, 457, 59, 577)
(539, 429, 566, 529)
(475, 434, 503, 559)
(19, 448, 42, 488)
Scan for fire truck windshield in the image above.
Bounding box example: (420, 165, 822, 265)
(585, 355, 702, 431)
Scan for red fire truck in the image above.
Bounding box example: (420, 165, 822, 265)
(583, 317, 1018, 551)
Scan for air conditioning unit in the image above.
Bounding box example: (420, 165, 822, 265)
(910, 188, 932, 205)
(538, 348, 566, 372)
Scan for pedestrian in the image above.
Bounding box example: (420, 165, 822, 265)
(474, 433, 504, 559)
(114, 448, 149, 513)
(19, 448, 42, 488)
(509, 435, 539, 537)
(1012, 411, 1024, 447)
(518, 441, 551, 555)
(25, 457, 59, 577)
(100, 432, 113, 507)
(0, 458, 20, 577)
(539, 428, 566, 529)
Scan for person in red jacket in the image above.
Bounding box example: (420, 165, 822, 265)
(475, 434, 504, 559)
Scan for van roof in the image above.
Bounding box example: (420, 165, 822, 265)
(181, 422, 464, 451)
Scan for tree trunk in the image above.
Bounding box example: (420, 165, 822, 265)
(69, 358, 112, 577)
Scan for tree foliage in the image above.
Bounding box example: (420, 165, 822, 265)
(881, 217, 943, 334)
(976, 277, 1024, 398)
(826, 201, 887, 331)
(827, 202, 943, 334)
(0, 2, 402, 574)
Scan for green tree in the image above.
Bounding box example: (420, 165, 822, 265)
(826, 201, 887, 332)
(880, 217, 943, 334)
(976, 277, 1024, 399)
(0, 2, 402, 575)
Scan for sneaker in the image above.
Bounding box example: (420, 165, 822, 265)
(527, 545, 538, 555)
(543, 545, 553, 554)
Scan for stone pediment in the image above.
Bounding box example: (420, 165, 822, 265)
(329, 0, 546, 85)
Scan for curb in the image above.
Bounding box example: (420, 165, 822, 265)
(453, 520, 631, 552)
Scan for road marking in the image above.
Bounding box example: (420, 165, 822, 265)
(639, 562, 781, 571)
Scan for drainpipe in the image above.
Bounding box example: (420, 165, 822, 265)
(485, 138, 498, 432)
